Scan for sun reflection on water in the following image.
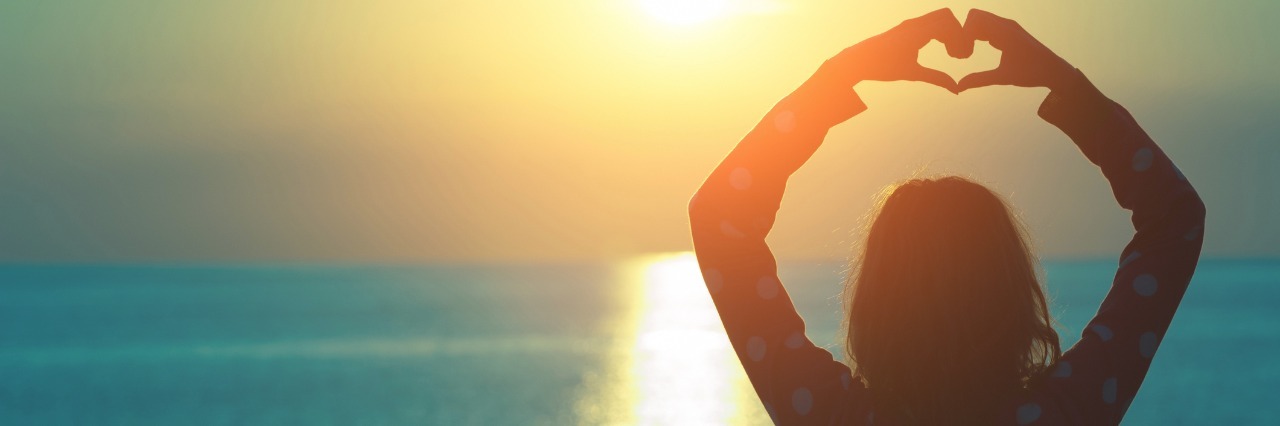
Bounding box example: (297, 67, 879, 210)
(575, 252, 767, 425)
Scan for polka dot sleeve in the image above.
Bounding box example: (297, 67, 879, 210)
(688, 78, 872, 425)
(1012, 70, 1207, 425)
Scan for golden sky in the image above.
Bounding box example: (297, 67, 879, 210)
(1, 0, 1277, 262)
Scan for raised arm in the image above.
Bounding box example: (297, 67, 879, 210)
(958, 10, 1206, 425)
(688, 9, 971, 424)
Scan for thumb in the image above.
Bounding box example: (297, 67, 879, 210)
(956, 68, 1013, 92)
(907, 65, 959, 94)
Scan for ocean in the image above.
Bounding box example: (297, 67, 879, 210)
(1, 256, 1276, 425)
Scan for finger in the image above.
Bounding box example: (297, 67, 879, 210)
(964, 9, 1019, 50)
(907, 65, 959, 94)
(927, 9, 974, 58)
(956, 68, 1015, 92)
(903, 8, 972, 58)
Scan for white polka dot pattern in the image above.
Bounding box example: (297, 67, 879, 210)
(1091, 324, 1114, 341)
(1139, 332, 1158, 358)
(747, 336, 766, 362)
(1184, 225, 1203, 241)
(730, 167, 752, 190)
(1133, 274, 1158, 297)
(719, 221, 745, 239)
(1051, 361, 1072, 379)
(1016, 402, 1042, 425)
(1119, 251, 1141, 269)
(1132, 147, 1154, 171)
(756, 276, 779, 299)
(703, 268, 723, 294)
(785, 331, 805, 349)
(1102, 377, 1118, 404)
(774, 110, 796, 133)
(792, 387, 813, 415)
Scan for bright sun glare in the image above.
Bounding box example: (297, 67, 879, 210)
(574, 252, 765, 423)
(634, 252, 740, 422)
(640, 0, 731, 26)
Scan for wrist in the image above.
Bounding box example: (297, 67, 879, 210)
(1038, 67, 1114, 133)
(1043, 58, 1083, 93)
(781, 80, 867, 131)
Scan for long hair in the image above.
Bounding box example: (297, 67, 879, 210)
(843, 176, 1061, 426)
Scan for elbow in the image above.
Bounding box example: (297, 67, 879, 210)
(1192, 195, 1207, 225)
(1170, 190, 1207, 241)
(1187, 193, 1206, 244)
(1185, 191, 1207, 226)
(688, 188, 725, 230)
(688, 190, 709, 221)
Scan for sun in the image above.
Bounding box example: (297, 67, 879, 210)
(639, 0, 731, 26)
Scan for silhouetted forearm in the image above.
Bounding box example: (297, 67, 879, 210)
(1031, 69, 1206, 425)
(688, 82, 870, 424)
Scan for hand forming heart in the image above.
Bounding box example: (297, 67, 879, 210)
(956, 9, 1078, 92)
(806, 8, 1078, 95)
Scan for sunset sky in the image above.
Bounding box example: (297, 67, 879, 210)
(2, 0, 1277, 262)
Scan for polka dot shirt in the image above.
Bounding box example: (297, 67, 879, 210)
(687, 71, 1206, 425)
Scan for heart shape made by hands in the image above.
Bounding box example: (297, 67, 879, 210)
(917, 40, 1002, 84)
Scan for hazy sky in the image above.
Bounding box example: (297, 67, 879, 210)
(2, 0, 1277, 262)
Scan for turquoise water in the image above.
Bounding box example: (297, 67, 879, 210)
(1, 257, 1277, 425)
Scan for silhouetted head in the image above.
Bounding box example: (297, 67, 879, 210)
(843, 176, 1060, 425)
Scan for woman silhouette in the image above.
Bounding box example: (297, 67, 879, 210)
(688, 8, 1205, 426)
